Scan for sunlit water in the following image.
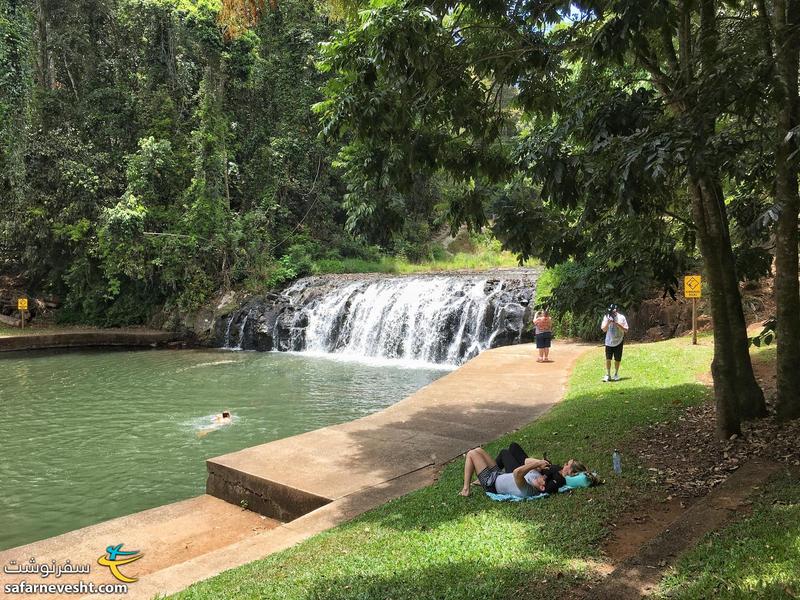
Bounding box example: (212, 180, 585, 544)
(0, 348, 446, 550)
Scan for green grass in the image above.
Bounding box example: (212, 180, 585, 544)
(311, 250, 530, 276)
(656, 470, 800, 599)
(170, 337, 716, 600)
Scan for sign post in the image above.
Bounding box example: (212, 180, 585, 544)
(683, 275, 702, 345)
(17, 297, 28, 330)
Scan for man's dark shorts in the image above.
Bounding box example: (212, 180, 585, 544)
(477, 465, 501, 493)
(535, 331, 552, 348)
(605, 342, 624, 362)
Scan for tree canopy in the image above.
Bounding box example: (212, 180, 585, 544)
(313, 0, 800, 435)
(2, 0, 798, 435)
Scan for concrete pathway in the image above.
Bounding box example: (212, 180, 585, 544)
(0, 342, 589, 599)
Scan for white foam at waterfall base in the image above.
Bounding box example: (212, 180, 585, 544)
(283, 275, 526, 366)
(279, 349, 456, 371)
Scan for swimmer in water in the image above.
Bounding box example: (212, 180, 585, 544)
(197, 411, 233, 438)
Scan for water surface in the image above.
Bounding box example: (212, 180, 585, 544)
(0, 348, 445, 550)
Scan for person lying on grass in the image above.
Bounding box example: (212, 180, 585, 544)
(494, 441, 589, 492)
(459, 445, 586, 497)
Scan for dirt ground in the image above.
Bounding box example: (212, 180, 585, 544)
(629, 353, 799, 500)
(600, 343, 799, 568)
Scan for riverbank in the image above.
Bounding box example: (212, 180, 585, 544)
(161, 338, 713, 599)
(0, 341, 588, 599)
(169, 337, 799, 600)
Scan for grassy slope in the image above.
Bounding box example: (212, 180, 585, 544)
(654, 343, 800, 600)
(656, 469, 800, 599)
(311, 250, 528, 275)
(170, 338, 715, 600)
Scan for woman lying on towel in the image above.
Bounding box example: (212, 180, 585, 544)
(458, 442, 588, 498)
(494, 441, 591, 491)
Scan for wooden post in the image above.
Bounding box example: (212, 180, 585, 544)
(692, 298, 697, 345)
(17, 298, 28, 329)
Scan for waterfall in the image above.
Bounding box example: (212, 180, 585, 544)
(223, 314, 235, 348)
(280, 274, 534, 365)
(217, 271, 538, 365)
(221, 311, 249, 351)
(235, 313, 249, 350)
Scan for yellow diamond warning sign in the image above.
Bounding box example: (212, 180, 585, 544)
(684, 275, 702, 299)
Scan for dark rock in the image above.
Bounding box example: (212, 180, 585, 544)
(205, 269, 542, 364)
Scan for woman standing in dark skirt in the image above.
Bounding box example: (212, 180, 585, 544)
(533, 309, 553, 362)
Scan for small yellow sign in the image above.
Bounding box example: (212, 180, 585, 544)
(684, 275, 702, 298)
(17, 298, 28, 311)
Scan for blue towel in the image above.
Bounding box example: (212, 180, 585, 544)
(485, 485, 574, 502)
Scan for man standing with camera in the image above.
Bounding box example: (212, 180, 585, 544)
(601, 304, 628, 382)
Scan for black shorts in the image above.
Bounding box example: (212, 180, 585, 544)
(535, 331, 552, 349)
(477, 465, 501, 493)
(605, 342, 624, 361)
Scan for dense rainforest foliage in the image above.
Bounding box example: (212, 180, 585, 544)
(3, 0, 800, 433)
(0, 0, 444, 324)
(306, 0, 800, 434)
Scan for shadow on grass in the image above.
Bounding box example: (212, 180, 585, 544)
(655, 470, 800, 600)
(315, 382, 712, 543)
(180, 382, 713, 600)
(174, 348, 714, 600)
(299, 559, 585, 600)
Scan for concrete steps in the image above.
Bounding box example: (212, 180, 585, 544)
(0, 495, 279, 600)
(0, 343, 590, 599)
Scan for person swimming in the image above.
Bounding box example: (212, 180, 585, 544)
(197, 411, 233, 438)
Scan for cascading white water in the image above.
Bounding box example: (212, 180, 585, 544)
(235, 313, 249, 350)
(223, 314, 235, 348)
(280, 275, 530, 365)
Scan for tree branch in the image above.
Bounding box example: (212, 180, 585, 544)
(661, 207, 696, 229)
(678, 0, 693, 89)
(62, 53, 79, 101)
(660, 21, 679, 76)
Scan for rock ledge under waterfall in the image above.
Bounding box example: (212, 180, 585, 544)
(214, 268, 541, 365)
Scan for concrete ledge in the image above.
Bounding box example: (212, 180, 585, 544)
(1, 342, 590, 599)
(205, 343, 588, 524)
(0, 329, 180, 352)
(206, 461, 331, 522)
(0, 495, 279, 600)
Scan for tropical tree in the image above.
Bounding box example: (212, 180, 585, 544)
(313, 0, 781, 437)
(764, 0, 800, 420)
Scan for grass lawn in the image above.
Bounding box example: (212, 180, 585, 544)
(169, 337, 717, 600)
(311, 250, 530, 276)
(656, 469, 800, 599)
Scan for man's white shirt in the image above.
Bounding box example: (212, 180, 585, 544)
(602, 313, 628, 347)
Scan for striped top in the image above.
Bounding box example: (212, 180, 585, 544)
(534, 316, 552, 335)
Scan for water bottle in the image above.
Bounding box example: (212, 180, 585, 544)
(612, 450, 622, 474)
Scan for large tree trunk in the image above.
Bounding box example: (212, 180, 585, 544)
(689, 171, 766, 438)
(681, 0, 766, 438)
(773, 0, 800, 421)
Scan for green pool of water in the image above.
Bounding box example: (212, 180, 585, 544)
(0, 348, 446, 550)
